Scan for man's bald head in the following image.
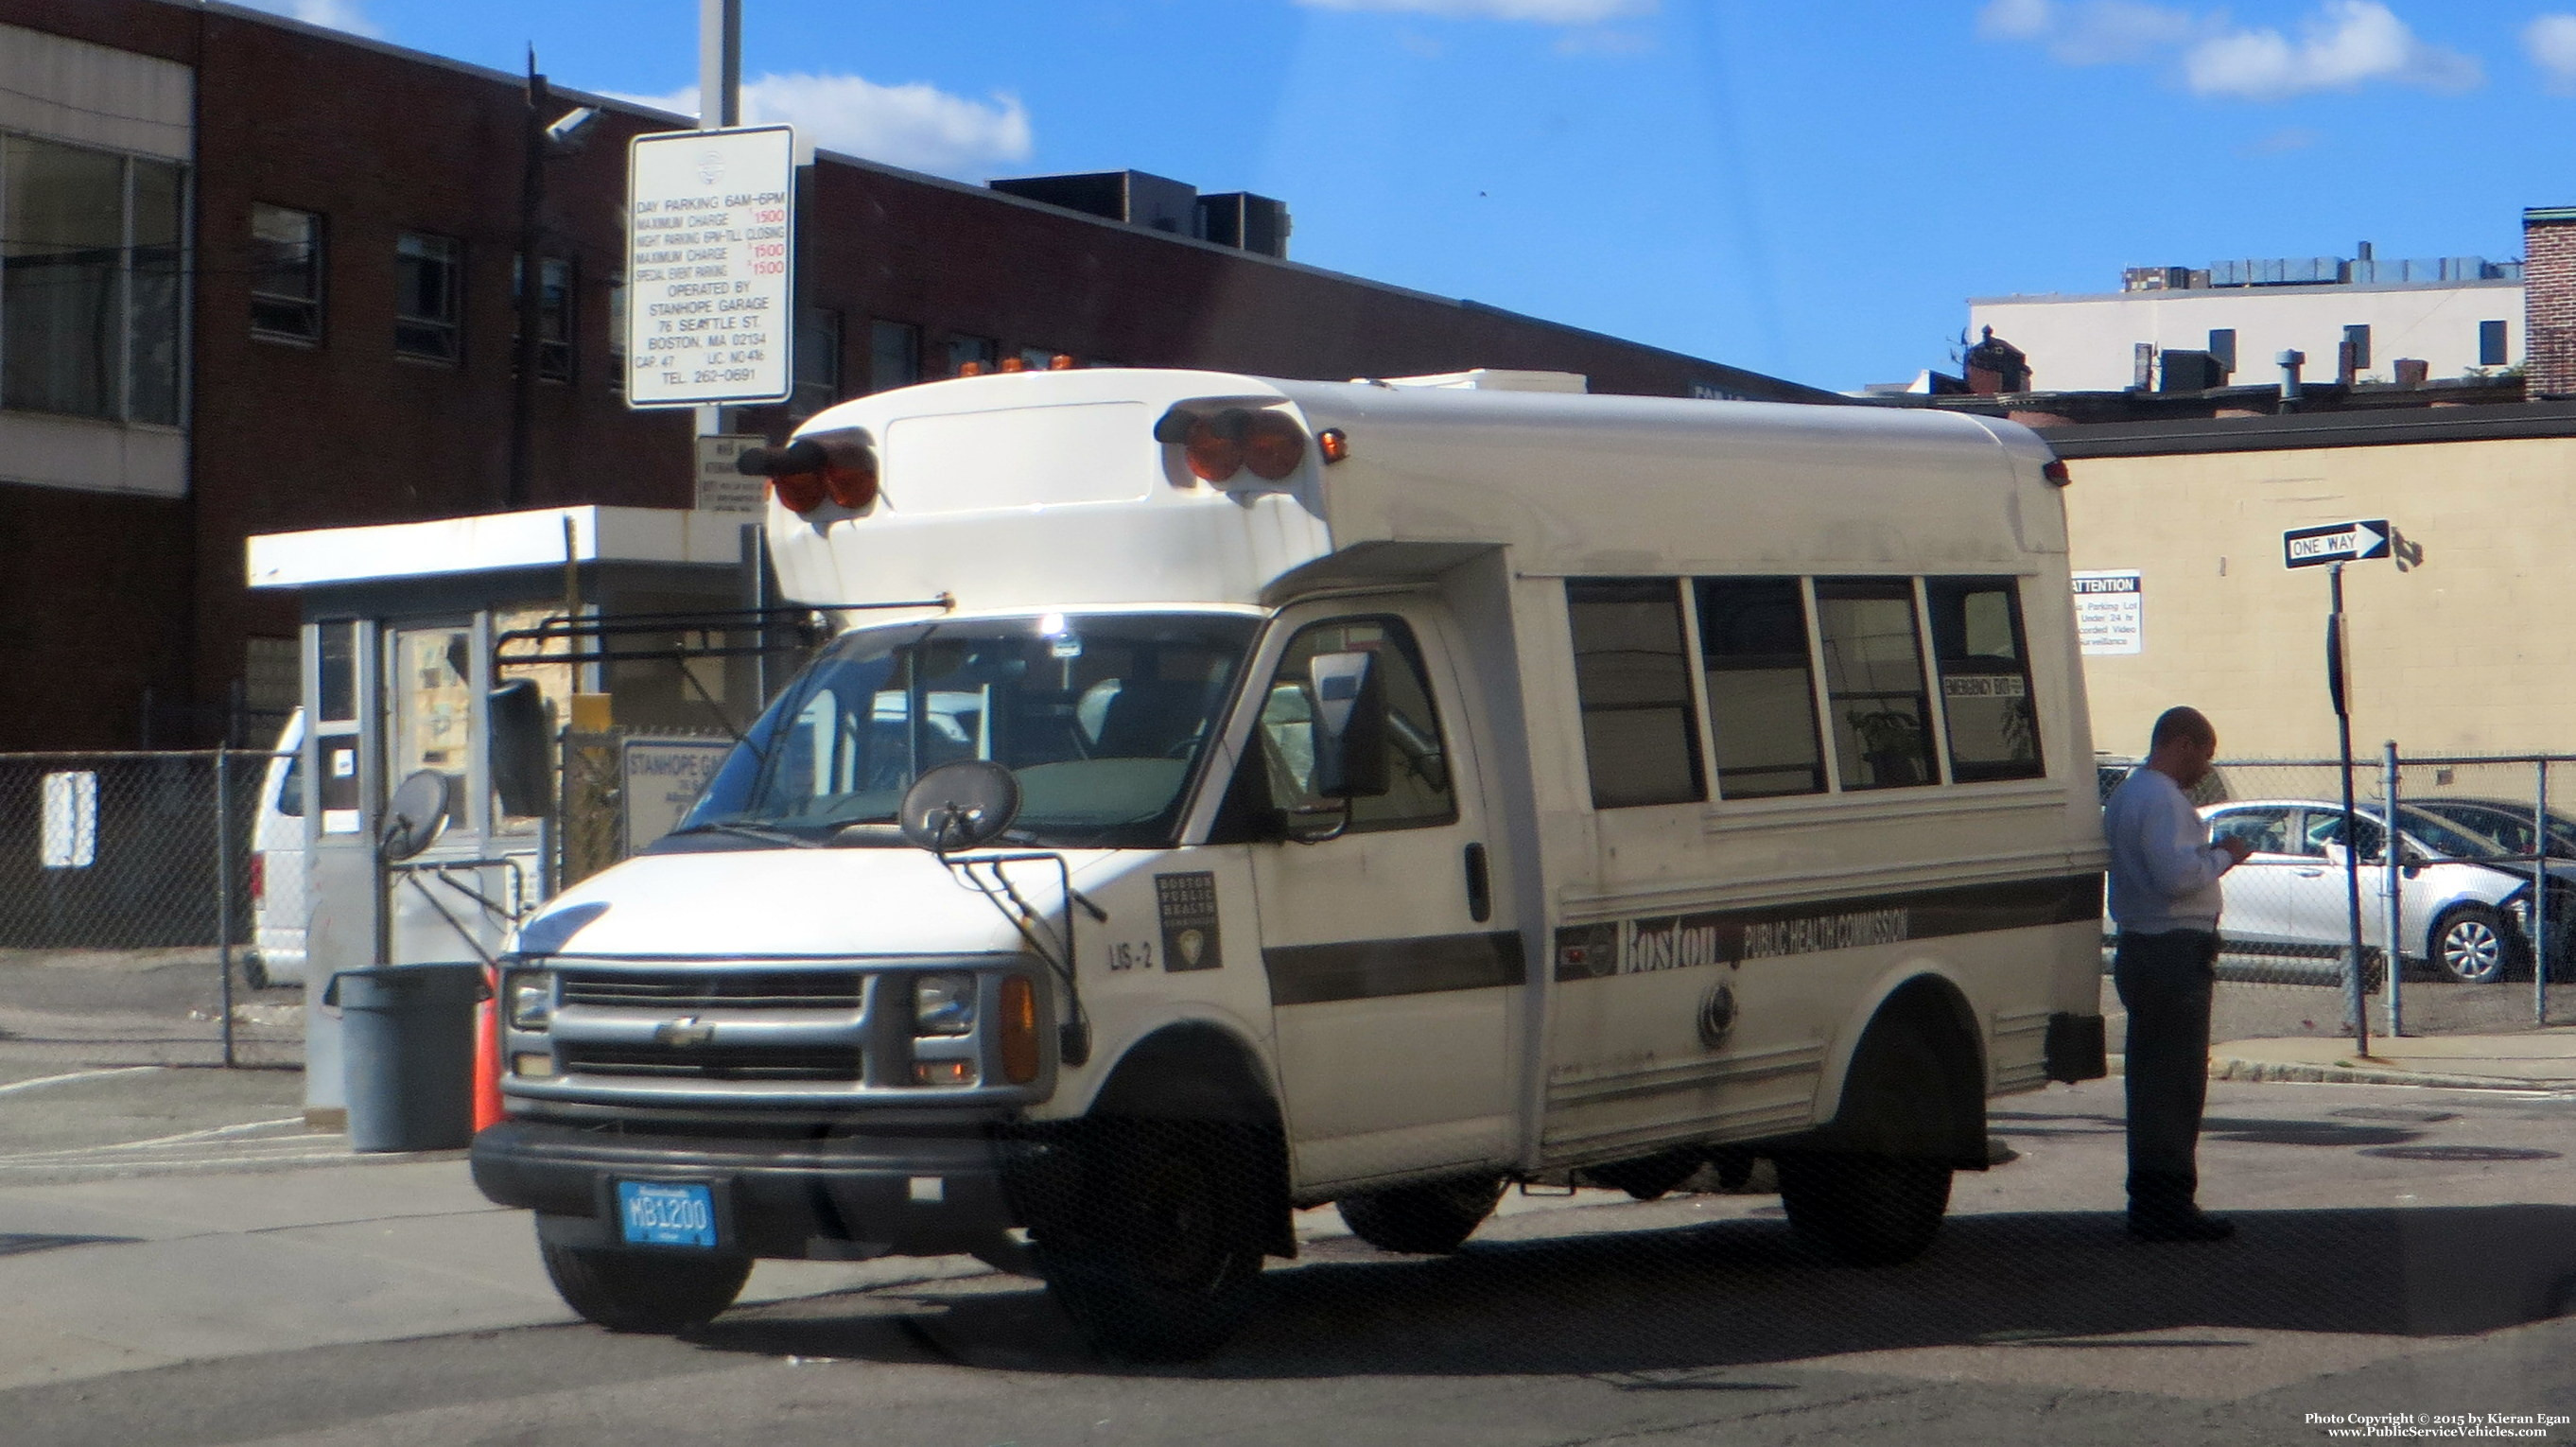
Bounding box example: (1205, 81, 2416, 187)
(2150, 707, 2215, 752)
(2146, 706, 2219, 788)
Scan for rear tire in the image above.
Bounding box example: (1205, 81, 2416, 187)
(1030, 1121, 1268, 1361)
(538, 1236, 751, 1334)
(2431, 905, 2514, 985)
(1777, 1017, 1961, 1265)
(241, 953, 271, 992)
(1775, 1153, 1953, 1266)
(1336, 1175, 1506, 1253)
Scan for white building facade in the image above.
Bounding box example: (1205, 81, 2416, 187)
(1970, 264, 2522, 393)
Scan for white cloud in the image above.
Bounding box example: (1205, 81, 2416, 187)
(231, 0, 384, 39)
(612, 75, 1033, 180)
(1297, 0, 1654, 24)
(1979, 0, 2480, 100)
(2183, 1, 2480, 98)
(2525, 14, 2576, 95)
(1978, 0, 2200, 64)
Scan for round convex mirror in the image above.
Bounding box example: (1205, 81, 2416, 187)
(898, 760, 1022, 852)
(380, 769, 455, 862)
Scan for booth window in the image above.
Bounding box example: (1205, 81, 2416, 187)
(1696, 576, 1826, 799)
(606, 278, 627, 393)
(395, 232, 461, 362)
(1926, 576, 2045, 782)
(250, 203, 322, 342)
(1566, 579, 1705, 809)
(0, 134, 184, 426)
(1815, 578, 1937, 791)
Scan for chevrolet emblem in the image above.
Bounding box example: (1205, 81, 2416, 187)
(655, 1017, 716, 1048)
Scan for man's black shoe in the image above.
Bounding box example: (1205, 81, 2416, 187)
(2129, 1211, 2235, 1243)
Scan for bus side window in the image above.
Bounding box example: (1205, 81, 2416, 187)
(1566, 578, 1705, 809)
(1814, 579, 1938, 791)
(1696, 576, 1826, 799)
(1926, 577, 2045, 783)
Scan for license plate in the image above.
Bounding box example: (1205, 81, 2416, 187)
(616, 1179, 718, 1249)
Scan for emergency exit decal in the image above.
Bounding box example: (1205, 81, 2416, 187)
(1155, 872, 1223, 972)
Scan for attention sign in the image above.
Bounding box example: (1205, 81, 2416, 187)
(2071, 570, 2142, 655)
(625, 125, 795, 408)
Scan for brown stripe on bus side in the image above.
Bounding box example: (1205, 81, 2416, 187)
(1554, 873, 2106, 983)
(1263, 931, 1528, 1006)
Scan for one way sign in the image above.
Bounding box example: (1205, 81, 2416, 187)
(2282, 518, 2393, 569)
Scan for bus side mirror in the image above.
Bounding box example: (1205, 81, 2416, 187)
(489, 678, 555, 819)
(1308, 651, 1390, 800)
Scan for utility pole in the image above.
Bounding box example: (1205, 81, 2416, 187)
(507, 52, 549, 510)
(696, 0, 741, 443)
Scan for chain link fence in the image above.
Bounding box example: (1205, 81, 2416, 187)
(0, 750, 301, 1072)
(2115, 753, 2576, 1044)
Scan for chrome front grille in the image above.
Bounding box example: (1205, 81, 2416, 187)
(558, 969, 864, 1010)
(559, 1042, 863, 1082)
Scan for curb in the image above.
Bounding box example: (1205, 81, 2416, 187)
(2208, 1057, 2568, 1092)
(2106, 1051, 2567, 1092)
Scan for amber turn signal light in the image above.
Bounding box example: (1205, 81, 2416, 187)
(999, 975, 1040, 1084)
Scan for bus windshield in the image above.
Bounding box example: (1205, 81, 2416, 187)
(675, 612, 1260, 849)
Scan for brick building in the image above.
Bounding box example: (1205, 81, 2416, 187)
(0, 0, 1826, 752)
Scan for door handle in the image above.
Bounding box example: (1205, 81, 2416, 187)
(1464, 842, 1491, 924)
(2296, 868, 2326, 878)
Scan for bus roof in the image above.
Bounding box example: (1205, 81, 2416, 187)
(772, 368, 2058, 617)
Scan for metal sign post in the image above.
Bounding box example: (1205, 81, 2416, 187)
(2380, 741, 2403, 1040)
(2287, 519, 2399, 1052)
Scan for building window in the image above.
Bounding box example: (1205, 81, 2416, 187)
(870, 320, 919, 391)
(0, 134, 185, 426)
(2480, 319, 2509, 368)
(1815, 578, 1937, 791)
(395, 233, 460, 362)
(513, 253, 573, 381)
(1696, 576, 1825, 800)
(2206, 327, 2237, 374)
(250, 203, 322, 342)
(794, 306, 842, 415)
(947, 333, 997, 376)
(2342, 323, 2372, 373)
(1924, 577, 2045, 783)
(1565, 578, 1705, 810)
(606, 277, 626, 393)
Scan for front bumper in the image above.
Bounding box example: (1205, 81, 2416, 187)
(470, 1118, 1046, 1261)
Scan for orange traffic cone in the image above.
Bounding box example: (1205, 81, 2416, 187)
(473, 965, 505, 1132)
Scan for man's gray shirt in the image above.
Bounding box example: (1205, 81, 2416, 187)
(2103, 766, 2232, 934)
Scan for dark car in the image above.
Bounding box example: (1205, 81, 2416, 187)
(2408, 796, 2576, 863)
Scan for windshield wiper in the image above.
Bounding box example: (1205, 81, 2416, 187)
(667, 820, 823, 849)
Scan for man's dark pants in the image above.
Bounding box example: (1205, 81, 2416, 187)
(2113, 927, 2219, 1221)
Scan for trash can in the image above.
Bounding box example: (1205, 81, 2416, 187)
(324, 963, 485, 1153)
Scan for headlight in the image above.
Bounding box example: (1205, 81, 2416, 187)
(506, 969, 556, 1031)
(914, 973, 977, 1036)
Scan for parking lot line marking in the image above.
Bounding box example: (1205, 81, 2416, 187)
(0, 1067, 162, 1097)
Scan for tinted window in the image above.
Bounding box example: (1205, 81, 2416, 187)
(1925, 577, 2045, 783)
(1815, 579, 1937, 790)
(1567, 579, 1704, 809)
(1695, 577, 1824, 799)
(1254, 617, 1455, 832)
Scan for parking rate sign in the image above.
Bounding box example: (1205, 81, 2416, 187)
(626, 125, 795, 408)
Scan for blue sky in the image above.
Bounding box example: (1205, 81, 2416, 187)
(244, 1, 2576, 390)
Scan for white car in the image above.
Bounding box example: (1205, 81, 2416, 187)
(247, 710, 307, 989)
(2202, 798, 2568, 985)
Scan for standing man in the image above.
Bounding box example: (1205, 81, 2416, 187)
(2102, 706, 2253, 1243)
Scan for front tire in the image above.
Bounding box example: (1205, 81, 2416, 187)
(1030, 1121, 1268, 1361)
(2432, 905, 2515, 985)
(538, 1236, 751, 1334)
(1336, 1175, 1506, 1253)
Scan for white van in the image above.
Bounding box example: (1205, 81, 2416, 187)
(471, 368, 2109, 1358)
(248, 708, 308, 989)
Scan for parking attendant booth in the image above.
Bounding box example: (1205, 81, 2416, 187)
(245, 507, 772, 1132)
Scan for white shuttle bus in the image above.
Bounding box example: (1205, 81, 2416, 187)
(471, 366, 2110, 1359)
